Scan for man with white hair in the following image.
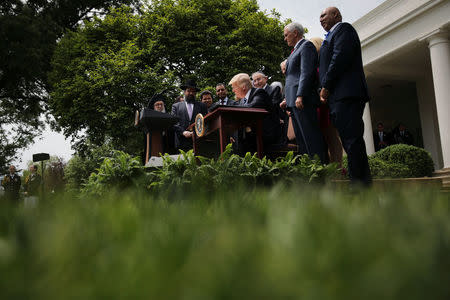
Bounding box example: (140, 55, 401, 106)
(229, 73, 281, 154)
(281, 22, 325, 162)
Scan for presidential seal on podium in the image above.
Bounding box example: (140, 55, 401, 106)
(195, 113, 206, 137)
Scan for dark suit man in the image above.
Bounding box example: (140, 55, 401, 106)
(214, 83, 234, 106)
(373, 122, 391, 151)
(252, 71, 284, 145)
(393, 123, 414, 146)
(252, 71, 283, 106)
(319, 7, 371, 185)
(281, 22, 325, 162)
(229, 73, 281, 154)
(171, 79, 208, 151)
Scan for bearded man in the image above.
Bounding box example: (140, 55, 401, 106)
(171, 79, 208, 151)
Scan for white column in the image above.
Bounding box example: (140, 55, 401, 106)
(416, 77, 443, 169)
(428, 33, 450, 168)
(363, 102, 375, 155)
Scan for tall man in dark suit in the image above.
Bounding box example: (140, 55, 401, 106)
(171, 79, 208, 151)
(319, 7, 371, 185)
(229, 73, 281, 154)
(281, 22, 325, 162)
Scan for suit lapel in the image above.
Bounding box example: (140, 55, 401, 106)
(248, 88, 256, 104)
(286, 39, 306, 70)
(180, 102, 189, 121)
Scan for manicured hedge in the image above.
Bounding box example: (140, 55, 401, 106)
(371, 144, 434, 177)
(343, 144, 434, 179)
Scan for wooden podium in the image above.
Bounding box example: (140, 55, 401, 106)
(137, 109, 179, 164)
(191, 106, 268, 158)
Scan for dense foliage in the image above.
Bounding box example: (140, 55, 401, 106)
(371, 144, 435, 177)
(0, 0, 139, 171)
(82, 150, 146, 195)
(342, 144, 435, 179)
(367, 157, 411, 179)
(64, 143, 116, 191)
(0, 185, 449, 299)
(80, 145, 338, 196)
(148, 145, 336, 194)
(48, 0, 289, 155)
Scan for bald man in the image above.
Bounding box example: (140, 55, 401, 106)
(318, 7, 371, 186)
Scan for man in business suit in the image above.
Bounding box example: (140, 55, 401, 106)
(171, 79, 208, 151)
(229, 73, 281, 154)
(252, 71, 283, 106)
(252, 71, 285, 145)
(319, 7, 371, 185)
(281, 22, 325, 162)
(373, 122, 391, 151)
(215, 83, 233, 106)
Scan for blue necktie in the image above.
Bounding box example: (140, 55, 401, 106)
(242, 98, 247, 105)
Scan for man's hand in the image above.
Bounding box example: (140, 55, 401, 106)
(183, 131, 193, 138)
(295, 96, 304, 110)
(320, 88, 329, 104)
(280, 99, 287, 110)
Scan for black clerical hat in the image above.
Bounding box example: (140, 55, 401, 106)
(147, 93, 166, 109)
(180, 79, 200, 92)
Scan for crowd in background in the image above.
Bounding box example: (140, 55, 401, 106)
(373, 122, 415, 152)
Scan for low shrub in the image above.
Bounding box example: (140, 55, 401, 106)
(147, 145, 338, 194)
(82, 150, 146, 196)
(368, 157, 411, 179)
(342, 144, 434, 178)
(372, 144, 434, 177)
(81, 145, 338, 196)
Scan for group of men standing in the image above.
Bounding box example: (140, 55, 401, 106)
(1, 164, 42, 202)
(280, 7, 371, 186)
(162, 7, 372, 186)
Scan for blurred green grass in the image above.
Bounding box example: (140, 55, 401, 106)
(1, 185, 449, 299)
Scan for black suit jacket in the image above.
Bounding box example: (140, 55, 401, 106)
(241, 88, 281, 145)
(264, 85, 283, 106)
(319, 22, 369, 104)
(214, 97, 234, 106)
(373, 131, 391, 151)
(171, 101, 208, 150)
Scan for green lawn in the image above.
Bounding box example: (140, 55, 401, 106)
(1, 185, 449, 299)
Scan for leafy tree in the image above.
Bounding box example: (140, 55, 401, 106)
(142, 0, 289, 86)
(64, 142, 115, 191)
(48, 0, 290, 155)
(0, 0, 140, 171)
(49, 7, 177, 155)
